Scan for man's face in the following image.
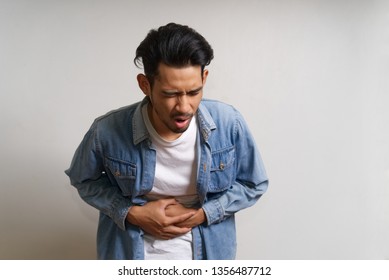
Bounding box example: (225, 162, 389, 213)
(138, 63, 208, 141)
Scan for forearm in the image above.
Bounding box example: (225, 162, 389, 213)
(200, 109, 269, 225)
(72, 175, 132, 230)
(202, 179, 268, 225)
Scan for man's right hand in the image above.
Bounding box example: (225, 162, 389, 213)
(126, 198, 196, 240)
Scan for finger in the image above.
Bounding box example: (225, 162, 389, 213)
(165, 204, 196, 217)
(174, 220, 191, 228)
(175, 209, 205, 228)
(175, 217, 197, 228)
(162, 225, 192, 236)
(166, 211, 195, 225)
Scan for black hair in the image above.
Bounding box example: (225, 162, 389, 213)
(134, 23, 214, 85)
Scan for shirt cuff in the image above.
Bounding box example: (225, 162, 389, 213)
(202, 199, 225, 225)
(111, 197, 132, 231)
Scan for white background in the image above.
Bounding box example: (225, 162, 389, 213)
(0, 0, 388, 259)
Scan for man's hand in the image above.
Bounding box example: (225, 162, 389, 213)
(126, 198, 196, 240)
(165, 203, 206, 228)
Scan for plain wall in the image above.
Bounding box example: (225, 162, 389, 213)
(0, 0, 388, 259)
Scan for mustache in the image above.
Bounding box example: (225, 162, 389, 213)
(171, 113, 193, 119)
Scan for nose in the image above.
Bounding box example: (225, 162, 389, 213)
(175, 94, 191, 114)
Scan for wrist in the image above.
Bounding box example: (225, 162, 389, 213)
(193, 208, 206, 225)
(126, 205, 140, 226)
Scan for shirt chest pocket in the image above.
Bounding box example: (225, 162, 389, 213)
(104, 157, 137, 196)
(209, 146, 235, 193)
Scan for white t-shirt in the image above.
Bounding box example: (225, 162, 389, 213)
(141, 104, 199, 260)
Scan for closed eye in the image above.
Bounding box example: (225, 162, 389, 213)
(187, 87, 203, 96)
(162, 86, 203, 97)
(162, 91, 178, 97)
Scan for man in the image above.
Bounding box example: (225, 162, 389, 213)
(65, 23, 268, 260)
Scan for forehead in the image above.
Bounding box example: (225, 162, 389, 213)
(154, 63, 203, 88)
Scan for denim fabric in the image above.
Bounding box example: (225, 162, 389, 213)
(65, 97, 268, 260)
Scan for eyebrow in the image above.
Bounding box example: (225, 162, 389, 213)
(162, 86, 203, 95)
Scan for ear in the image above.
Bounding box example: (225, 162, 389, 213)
(202, 69, 209, 84)
(137, 74, 151, 96)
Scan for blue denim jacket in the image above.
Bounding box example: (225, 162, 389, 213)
(65, 97, 268, 259)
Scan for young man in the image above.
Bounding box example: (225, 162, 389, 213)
(65, 23, 268, 260)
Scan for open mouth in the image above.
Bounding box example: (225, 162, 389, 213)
(176, 118, 188, 123)
(174, 116, 191, 129)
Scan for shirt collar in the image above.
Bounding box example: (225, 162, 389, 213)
(196, 101, 217, 141)
(132, 97, 151, 145)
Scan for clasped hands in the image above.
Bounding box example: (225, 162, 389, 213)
(126, 198, 206, 240)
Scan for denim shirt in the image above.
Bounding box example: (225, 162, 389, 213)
(65, 97, 268, 260)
